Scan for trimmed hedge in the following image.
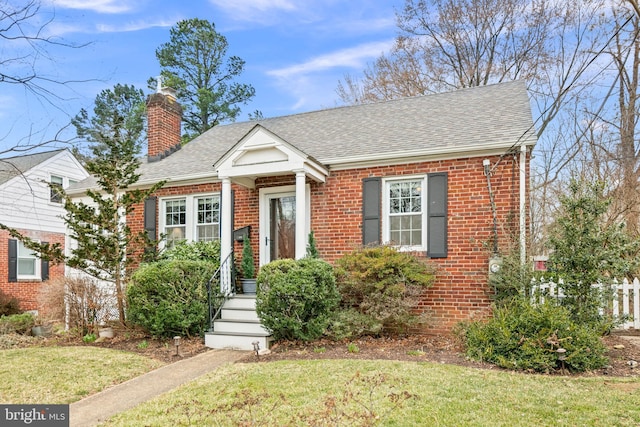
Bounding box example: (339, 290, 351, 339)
(256, 258, 340, 341)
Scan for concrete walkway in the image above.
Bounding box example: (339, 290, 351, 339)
(69, 349, 248, 427)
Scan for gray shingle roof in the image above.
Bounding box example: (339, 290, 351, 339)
(0, 149, 65, 186)
(74, 80, 536, 190)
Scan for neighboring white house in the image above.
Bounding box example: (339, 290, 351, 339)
(0, 149, 89, 311)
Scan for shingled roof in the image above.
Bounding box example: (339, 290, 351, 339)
(73, 80, 536, 191)
(0, 149, 65, 186)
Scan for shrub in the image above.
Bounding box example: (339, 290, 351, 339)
(0, 289, 21, 316)
(333, 246, 435, 337)
(159, 239, 221, 264)
(0, 313, 35, 335)
(127, 260, 217, 338)
(325, 308, 383, 340)
(256, 258, 340, 341)
(458, 299, 608, 373)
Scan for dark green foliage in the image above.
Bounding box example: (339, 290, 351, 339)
(240, 238, 255, 278)
(306, 230, 319, 259)
(458, 299, 608, 373)
(547, 179, 640, 326)
(333, 246, 435, 337)
(126, 260, 217, 337)
(489, 248, 537, 303)
(0, 289, 21, 316)
(256, 258, 340, 341)
(159, 240, 221, 264)
(152, 18, 255, 141)
(0, 313, 35, 334)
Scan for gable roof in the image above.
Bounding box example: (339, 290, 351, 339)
(0, 149, 66, 186)
(74, 80, 537, 191)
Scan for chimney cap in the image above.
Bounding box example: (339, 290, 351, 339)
(156, 75, 177, 99)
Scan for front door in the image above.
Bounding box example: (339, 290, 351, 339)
(266, 192, 296, 263)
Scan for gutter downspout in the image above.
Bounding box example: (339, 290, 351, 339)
(519, 145, 527, 265)
(483, 159, 499, 255)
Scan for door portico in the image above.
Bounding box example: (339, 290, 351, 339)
(214, 125, 328, 294)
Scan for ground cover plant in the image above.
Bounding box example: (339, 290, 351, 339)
(104, 359, 640, 426)
(0, 347, 162, 404)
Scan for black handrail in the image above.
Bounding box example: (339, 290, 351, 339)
(206, 250, 234, 332)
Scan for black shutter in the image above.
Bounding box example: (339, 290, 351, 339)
(362, 178, 381, 245)
(8, 239, 17, 282)
(41, 241, 49, 281)
(427, 172, 448, 258)
(144, 197, 157, 241)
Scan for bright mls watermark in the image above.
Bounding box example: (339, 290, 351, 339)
(1, 405, 69, 426)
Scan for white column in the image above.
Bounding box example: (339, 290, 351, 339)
(295, 171, 307, 259)
(221, 177, 233, 294)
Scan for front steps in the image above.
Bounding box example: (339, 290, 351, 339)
(205, 295, 272, 351)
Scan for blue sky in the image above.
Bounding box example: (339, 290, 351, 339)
(1, 0, 404, 152)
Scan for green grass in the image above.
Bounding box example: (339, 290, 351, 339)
(0, 347, 163, 404)
(106, 360, 640, 426)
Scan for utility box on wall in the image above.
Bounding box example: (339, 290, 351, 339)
(488, 256, 502, 277)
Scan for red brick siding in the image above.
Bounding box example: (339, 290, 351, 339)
(147, 93, 182, 158)
(131, 153, 528, 333)
(0, 229, 65, 312)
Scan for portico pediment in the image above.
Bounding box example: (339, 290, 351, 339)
(214, 124, 328, 188)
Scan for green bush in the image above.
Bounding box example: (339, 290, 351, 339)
(126, 260, 218, 338)
(159, 240, 221, 264)
(333, 246, 435, 337)
(458, 299, 608, 373)
(0, 313, 35, 335)
(256, 258, 340, 341)
(0, 289, 21, 317)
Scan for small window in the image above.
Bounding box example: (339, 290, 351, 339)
(196, 196, 220, 242)
(164, 199, 187, 248)
(50, 176, 64, 203)
(17, 241, 39, 279)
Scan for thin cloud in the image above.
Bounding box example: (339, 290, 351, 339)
(53, 0, 136, 14)
(96, 18, 177, 33)
(208, 0, 297, 14)
(268, 40, 394, 79)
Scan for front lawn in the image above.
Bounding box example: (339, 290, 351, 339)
(0, 347, 163, 404)
(106, 359, 640, 426)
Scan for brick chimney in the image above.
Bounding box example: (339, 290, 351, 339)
(146, 84, 182, 162)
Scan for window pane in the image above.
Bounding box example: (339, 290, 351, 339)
(18, 259, 36, 275)
(50, 175, 64, 203)
(196, 196, 220, 241)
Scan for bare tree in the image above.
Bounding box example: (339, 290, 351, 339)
(1, 0, 86, 153)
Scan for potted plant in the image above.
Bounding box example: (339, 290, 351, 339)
(240, 237, 257, 294)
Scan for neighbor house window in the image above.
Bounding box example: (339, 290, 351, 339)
(383, 177, 426, 249)
(50, 175, 64, 203)
(196, 196, 220, 242)
(164, 199, 187, 248)
(162, 194, 220, 248)
(17, 241, 39, 279)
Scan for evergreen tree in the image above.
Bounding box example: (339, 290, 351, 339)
(64, 84, 164, 323)
(151, 18, 255, 141)
(547, 179, 639, 325)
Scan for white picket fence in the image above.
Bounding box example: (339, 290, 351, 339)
(530, 277, 640, 330)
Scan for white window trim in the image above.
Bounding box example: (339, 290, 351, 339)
(382, 175, 427, 252)
(159, 192, 220, 250)
(17, 240, 41, 280)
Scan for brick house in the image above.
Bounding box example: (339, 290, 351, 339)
(0, 149, 89, 311)
(73, 80, 536, 349)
